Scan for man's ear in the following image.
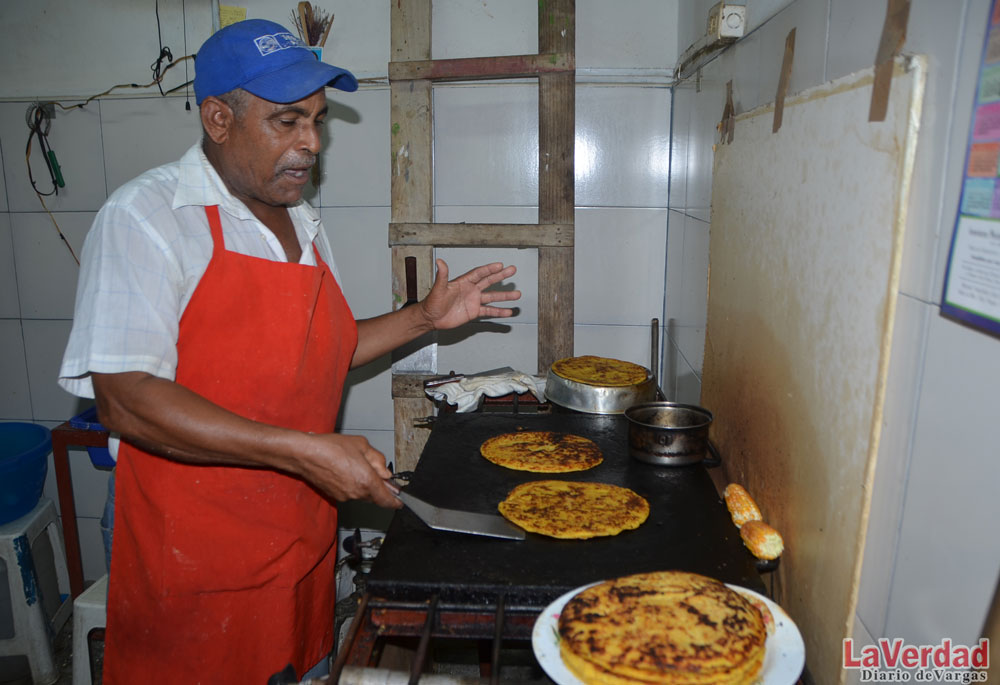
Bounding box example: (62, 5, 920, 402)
(200, 97, 234, 144)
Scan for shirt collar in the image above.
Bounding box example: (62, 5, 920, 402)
(172, 142, 322, 237)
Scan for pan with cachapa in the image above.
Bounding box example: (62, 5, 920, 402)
(545, 355, 656, 414)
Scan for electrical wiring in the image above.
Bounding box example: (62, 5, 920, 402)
(24, 104, 60, 197)
(24, 0, 194, 266)
(45, 54, 195, 115)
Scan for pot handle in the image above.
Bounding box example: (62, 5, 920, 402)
(703, 440, 722, 468)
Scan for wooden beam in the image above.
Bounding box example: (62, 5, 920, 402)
(389, 53, 574, 82)
(390, 0, 434, 469)
(391, 373, 436, 399)
(390, 222, 573, 248)
(537, 0, 576, 373)
(391, 0, 430, 63)
(393, 397, 434, 472)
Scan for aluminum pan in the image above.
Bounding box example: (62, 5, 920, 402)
(543, 368, 656, 414)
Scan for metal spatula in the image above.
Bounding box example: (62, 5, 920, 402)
(394, 490, 526, 541)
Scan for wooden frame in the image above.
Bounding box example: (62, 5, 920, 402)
(388, 1, 576, 470)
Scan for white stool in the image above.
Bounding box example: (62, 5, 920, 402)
(0, 497, 72, 685)
(71, 573, 107, 685)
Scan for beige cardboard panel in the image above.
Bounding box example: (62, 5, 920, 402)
(704, 57, 924, 681)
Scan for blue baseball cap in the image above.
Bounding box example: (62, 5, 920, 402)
(193, 19, 358, 105)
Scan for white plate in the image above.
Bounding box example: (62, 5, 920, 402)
(531, 581, 805, 685)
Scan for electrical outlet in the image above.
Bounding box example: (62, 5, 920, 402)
(707, 3, 746, 41)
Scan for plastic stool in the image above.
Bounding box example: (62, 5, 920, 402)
(71, 574, 107, 685)
(0, 497, 72, 684)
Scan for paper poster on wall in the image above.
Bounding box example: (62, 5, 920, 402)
(942, 0, 1000, 335)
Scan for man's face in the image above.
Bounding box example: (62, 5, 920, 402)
(220, 90, 328, 209)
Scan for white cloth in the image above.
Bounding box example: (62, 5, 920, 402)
(58, 142, 340, 400)
(425, 371, 546, 413)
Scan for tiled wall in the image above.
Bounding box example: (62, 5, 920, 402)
(1, 0, 679, 582)
(670, 0, 1000, 682)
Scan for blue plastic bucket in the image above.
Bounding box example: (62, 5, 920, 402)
(0, 422, 51, 525)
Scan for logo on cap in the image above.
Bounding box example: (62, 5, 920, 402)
(254, 32, 306, 56)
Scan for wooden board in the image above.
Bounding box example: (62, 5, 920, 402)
(537, 0, 576, 372)
(390, 0, 434, 468)
(702, 57, 925, 681)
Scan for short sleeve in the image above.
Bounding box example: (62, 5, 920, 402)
(59, 199, 185, 398)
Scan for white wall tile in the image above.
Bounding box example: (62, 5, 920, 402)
(668, 88, 691, 212)
(577, 0, 680, 70)
(435, 84, 670, 209)
(684, 70, 723, 216)
(320, 87, 390, 208)
(322, 206, 392, 319)
(664, 210, 686, 323)
(856, 294, 928, 638)
(660, 337, 681, 400)
(100, 97, 202, 195)
(884, 312, 1000, 647)
(663, 213, 710, 328)
(437, 321, 539, 377)
(0, 154, 7, 212)
(11, 211, 93, 319)
(0, 101, 107, 213)
(661, 325, 706, 404)
(826, 0, 888, 85)
(22, 319, 79, 423)
(434, 83, 538, 207)
(0, 320, 31, 420)
(573, 323, 659, 372)
(575, 86, 671, 208)
(0, 214, 18, 318)
(670, 324, 706, 387)
(750, 0, 828, 101)
(575, 207, 666, 325)
(432, 0, 537, 60)
(341, 366, 394, 434)
(674, 361, 703, 405)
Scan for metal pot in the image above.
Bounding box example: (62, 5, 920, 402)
(544, 368, 657, 415)
(624, 402, 721, 466)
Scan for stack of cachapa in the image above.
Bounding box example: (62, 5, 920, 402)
(558, 571, 768, 684)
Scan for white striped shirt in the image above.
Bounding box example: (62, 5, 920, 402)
(59, 142, 340, 400)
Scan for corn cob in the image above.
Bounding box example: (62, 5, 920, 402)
(724, 483, 763, 528)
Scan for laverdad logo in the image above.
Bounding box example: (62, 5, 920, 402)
(843, 638, 989, 682)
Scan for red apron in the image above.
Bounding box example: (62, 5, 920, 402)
(103, 205, 357, 683)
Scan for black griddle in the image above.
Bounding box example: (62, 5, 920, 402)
(366, 411, 766, 608)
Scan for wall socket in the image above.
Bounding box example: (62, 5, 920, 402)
(707, 3, 747, 41)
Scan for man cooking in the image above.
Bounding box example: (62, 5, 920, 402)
(58, 18, 520, 682)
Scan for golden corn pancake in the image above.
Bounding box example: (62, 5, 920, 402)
(480, 431, 603, 473)
(551, 355, 649, 387)
(497, 480, 648, 539)
(558, 571, 767, 684)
